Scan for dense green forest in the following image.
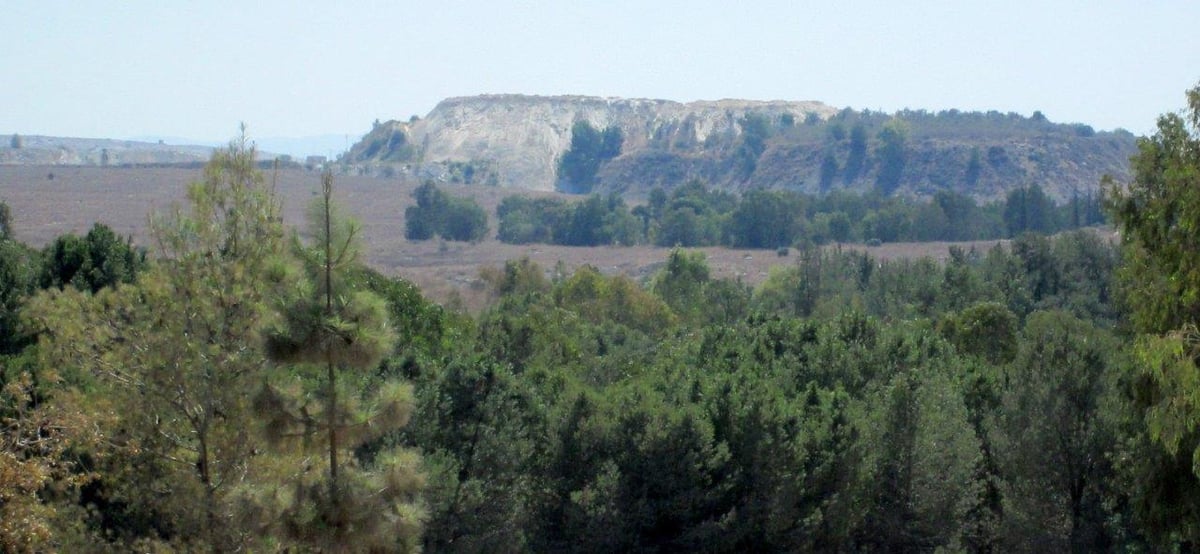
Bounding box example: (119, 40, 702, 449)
(2, 84, 1200, 552)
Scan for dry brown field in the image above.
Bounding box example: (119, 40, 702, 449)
(0, 165, 1010, 311)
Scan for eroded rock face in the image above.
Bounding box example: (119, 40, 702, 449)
(348, 94, 1137, 202)
(348, 94, 837, 190)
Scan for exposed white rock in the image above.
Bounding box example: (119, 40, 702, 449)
(374, 94, 837, 190)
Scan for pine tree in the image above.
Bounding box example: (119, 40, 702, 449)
(254, 170, 424, 551)
(25, 131, 287, 550)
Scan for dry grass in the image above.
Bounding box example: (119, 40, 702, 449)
(0, 165, 1009, 311)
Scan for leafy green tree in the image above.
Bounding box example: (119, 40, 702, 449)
(26, 134, 286, 550)
(497, 196, 564, 244)
(992, 311, 1120, 550)
(651, 249, 748, 325)
(876, 119, 909, 194)
(0, 238, 36, 355)
(562, 195, 611, 246)
(1003, 184, 1056, 236)
(940, 302, 1018, 365)
(934, 190, 982, 240)
(727, 189, 804, 248)
(441, 195, 489, 242)
(555, 265, 677, 337)
(258, 171, 424, 551)
(965, 147, 983, 186)
(406, 181, 488, 242)
(857, 347, 983, 551)
(655, 205, 707, 247)
(819, 151, 839, 191)
(0, 356, 104, 552)
(0, 201, 11, 240)
(1107, 81, 1200, 547)
(405, 181, 443, 240)
(414, 357, 543, 553)
(558, 121, 622, 194)
(39, 223, 144, 293)
(843, 123, 868, 184)
(735, 113, 771, 178)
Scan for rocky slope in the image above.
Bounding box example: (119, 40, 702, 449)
(348, 95, 1140, 202)
(346, 95, 837, 189)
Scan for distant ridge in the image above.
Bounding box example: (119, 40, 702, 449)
(1, 135, 216, 166)
(1, 133, 341, 166)
(347, 94, 1137, 202)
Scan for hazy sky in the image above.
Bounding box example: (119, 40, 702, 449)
(4, 1, 1198, 143)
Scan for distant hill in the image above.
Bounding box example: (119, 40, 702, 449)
(1, 135, 217, 166)
(0, 133, 332, 166)
(129, 135, 355, 160)
(346, 95, 1137, 202)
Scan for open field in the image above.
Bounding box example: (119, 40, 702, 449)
(0, 165, 1011, 310)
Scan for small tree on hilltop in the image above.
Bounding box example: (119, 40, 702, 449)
(10, 134, 22, 149)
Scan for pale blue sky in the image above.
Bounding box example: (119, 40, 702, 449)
(3, 1, 1198, 143)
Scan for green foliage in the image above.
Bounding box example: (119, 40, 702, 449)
(0, 94, 1185, 551)
(497, 193, 640, 246)
(26, 133, 287, 550)
(497, 195, 566, 244)
(414, 357, 544, 552)
(727, 189, 805, 248)
(965, 147, 982, 186)
(405, 181, 488, 242)
(652, 181, 733, 247)
(651, 250, 749, 325)
(819, 151, 839, 190)
(0, 238, 36, 355)
(940, 302, 1018, 365)
(1107, 81, 1200, 548)
(735, 112, 771, 177)
(258, 172, 423, 550)
(992, 311, 1122, 550)
(1003, 184, 1057, 236)
(0, 201, 11, 240)
(844, 123, 868, 183)
(556, 265, 677, 337)
(875, 118, 909, 194)
(39, 223, 144, 293)
(558, 121, 623, 194)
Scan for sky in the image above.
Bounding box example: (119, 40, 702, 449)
(3, 0, 1199, 145)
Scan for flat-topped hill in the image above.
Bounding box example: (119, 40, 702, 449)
(347, 94, 1136, 202)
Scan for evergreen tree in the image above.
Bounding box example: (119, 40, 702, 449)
(876, 119, 909, 195)
(258, 171, 424, 551)
(843, 123, 868, 184)
(26, 133, 286, 550)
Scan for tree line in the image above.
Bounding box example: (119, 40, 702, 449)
(406, 177, 1105, 248)
(488, 181, 1104, 248)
